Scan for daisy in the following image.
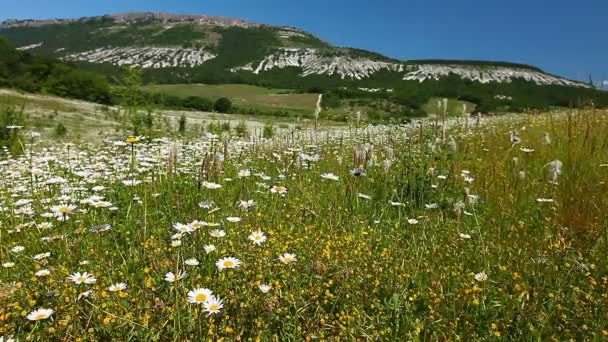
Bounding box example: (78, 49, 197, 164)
(258, 284, 272, 293)
(248, 231, 267, 245)
(185, 258, 199, 266)
(37, 222, 53, 230)
(189, 220, 206, 230)
(320, 173, 340, 181)
(2, 262, 15, 268)
(164, 271, 187, 283)
(270, 185, 288, 195)
(171, 240, 182, 247)
(204, 296, 224, 315)
(519, 147, 534, 153)
(475, 272, 488, 282)
(198, 201, 214, 209)
(209, 229, 226, 238)
(237, 169, 251, 178)
(202, 181, 222, 190)
(51, 204, 76, 215)
(459, 233, 472, 239)
(407, 218, 419, 225)
(26, 308, 53, 321)
(173, 222, 194, 234)
(68, 272, 97, 285)
(279, 253, 297, 265)
(108, 282, 127, 292)
(239, 200, 256, 211)
(35, 269, 51, 277)
(33, 252, 51, 260)
(389, 201, 403, 207)
(216, 257, 242, 270)
(10, 245, 24, 253)
(226, 216, 241, 223)
(187, 288, 213, 304)
(204, 245, 216, 254)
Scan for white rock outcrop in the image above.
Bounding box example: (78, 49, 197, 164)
(235, 48, 403, 80)
(63, 46, 216, 68)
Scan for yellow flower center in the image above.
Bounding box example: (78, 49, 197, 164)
(195, 293, 207, 302)
(209, 304, 219, 310)
(59, 207, 69, 213)
(77, 276, 86, 282)
(127, 137, 139, 143)
(35, 313, 47, 319)
(284, 257, 292, 263)
(223, 261, 234, 267)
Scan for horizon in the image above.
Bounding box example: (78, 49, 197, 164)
(1, 0, 606, 86)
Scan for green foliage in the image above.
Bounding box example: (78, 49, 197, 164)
(0, 34, 113, 104)
(53, 122, 67, 138)
(263, 122, 275, 138)
(0, 104, 25, 155)
(234, 120, 249, 137)
(178, 114, 187, 134)
(214, 97, 232, 113)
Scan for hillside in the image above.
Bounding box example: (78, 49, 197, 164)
(1, 12, 608, 116)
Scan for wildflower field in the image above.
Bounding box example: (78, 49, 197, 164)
(1, 110, 608, 341)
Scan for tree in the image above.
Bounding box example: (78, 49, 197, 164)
(214, 97, 232, 113)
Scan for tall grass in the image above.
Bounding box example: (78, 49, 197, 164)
(0, 110, 607, 340)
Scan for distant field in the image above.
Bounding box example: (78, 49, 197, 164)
(142, 84, 319, 114)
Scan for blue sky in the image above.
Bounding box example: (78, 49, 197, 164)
(1, 0, 606, 84)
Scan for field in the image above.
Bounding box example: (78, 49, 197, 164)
(141, 84, 320, 114)
(1, 108, 608, 340)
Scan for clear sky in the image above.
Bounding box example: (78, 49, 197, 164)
(1, 0, 606, 84)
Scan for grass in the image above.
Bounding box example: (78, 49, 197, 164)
(141, 84, 319, 113)
(422, 97, 477, 116)
(0, 109, 608, 340)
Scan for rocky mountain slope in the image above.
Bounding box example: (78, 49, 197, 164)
(0, 12, 589, 88)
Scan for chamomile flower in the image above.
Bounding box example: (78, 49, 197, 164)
(248, 231, 267, 245)
(35, 269, 51, 277)
(51, 204, 76, 215)
(226, 216, 241, 223)
(204, 296, 224, 315)
(108, 282, 127, 292)
(164, 271, 187, 283)
(10, 246, 24, 253)
(209, 229, 226, 238)
(216, 257, 241, 270)
(258, 284, 272, 293)
(187, 288, 213, 304)
(204, 245, 216, 254)
(279, 253, 297, 265)
(185, 258, 200, 266)
(202, 181, 222, 190)
(320, 173, 340, 181)
(270, 185, 288, 195)
(475, 272, 488, 282)
(68, 272, 97, 285)
(26, 308, 54, 321)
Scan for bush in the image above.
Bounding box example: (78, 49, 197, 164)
(214, 97, 233, 113)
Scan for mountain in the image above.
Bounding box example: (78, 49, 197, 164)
(1, 12, 607, 116)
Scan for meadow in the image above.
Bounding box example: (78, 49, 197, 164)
(0, 108, 608, 341)
(141, 84, 319, 114)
